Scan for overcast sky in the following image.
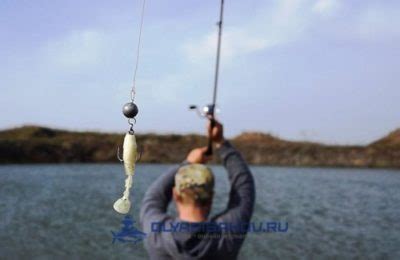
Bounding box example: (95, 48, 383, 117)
(1, 0, 399, 144)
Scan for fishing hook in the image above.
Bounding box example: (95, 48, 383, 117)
(136, 145, 143, 162)
(117, 139, 143, 162)
(117, 146, 124, 162)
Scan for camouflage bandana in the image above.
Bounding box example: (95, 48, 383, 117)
(175, 164, 214, 200)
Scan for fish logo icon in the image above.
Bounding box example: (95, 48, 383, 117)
(111, 215, 146, 244)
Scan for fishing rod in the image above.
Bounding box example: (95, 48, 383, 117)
(189, 0, 224, 156)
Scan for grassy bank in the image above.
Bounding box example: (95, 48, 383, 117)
(0, 126, 399, 168)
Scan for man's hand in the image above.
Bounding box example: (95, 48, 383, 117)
(186, 147, 211, 164)
(208, 120, 224, 148)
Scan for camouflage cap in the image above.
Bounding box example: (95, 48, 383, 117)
(175, 164, 214, 201)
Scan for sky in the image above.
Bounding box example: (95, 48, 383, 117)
(1, 0, 399, 145)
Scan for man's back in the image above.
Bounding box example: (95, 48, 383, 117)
(140, 141, 255, 259)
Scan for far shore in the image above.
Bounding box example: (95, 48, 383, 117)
(0, 126, 399, 168)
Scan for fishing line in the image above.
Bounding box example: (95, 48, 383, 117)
(131, 0, 147, 102)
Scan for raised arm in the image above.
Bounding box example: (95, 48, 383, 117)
(210, 121, 255, 224)
(217, 140, 255, 223)
(139, 165, 179, 233)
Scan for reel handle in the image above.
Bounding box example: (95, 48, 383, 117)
(205, 118, 215, 156)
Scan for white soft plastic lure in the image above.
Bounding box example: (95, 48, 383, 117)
(113, 132, 138, 214)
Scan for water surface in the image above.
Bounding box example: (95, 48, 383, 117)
(0, 164, 399, 259)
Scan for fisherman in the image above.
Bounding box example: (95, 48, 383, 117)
(140, 120, 255, 259)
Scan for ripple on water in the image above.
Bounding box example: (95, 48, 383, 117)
(0, 165, 399, 259)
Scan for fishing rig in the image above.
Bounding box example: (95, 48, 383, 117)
(189, 0, 224, 156)
(113, 0, 146, 215)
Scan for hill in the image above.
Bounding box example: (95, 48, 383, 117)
(0, 126, 399, 168)
(370, 129, 400, 148)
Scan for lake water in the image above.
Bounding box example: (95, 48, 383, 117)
(0, 164, 399, 259)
